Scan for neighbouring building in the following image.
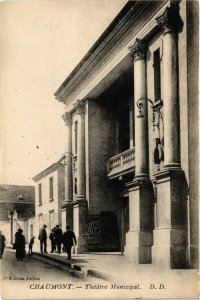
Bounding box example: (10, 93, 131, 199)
(54, 0, 199, 268)
(32, 162, 65, 248)
(0, 184, 35, 244)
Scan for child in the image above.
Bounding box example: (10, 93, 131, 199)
(29, 236, 35, 255)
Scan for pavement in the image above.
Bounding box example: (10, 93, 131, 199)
(31, 249, 199, 282)
(5, 246, 199, 298)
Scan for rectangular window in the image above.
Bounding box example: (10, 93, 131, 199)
(38, 183, 42, 205)
(74, 121, 78, 155)
(38, 213, 43, 228)
(153, 48, 161, 101)
(49, 210, 55, 230)
(49, 177, 53, 200)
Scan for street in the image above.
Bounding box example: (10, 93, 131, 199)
(0, 249, 84, 282)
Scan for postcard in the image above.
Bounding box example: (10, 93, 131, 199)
(0, 0, 199, 299)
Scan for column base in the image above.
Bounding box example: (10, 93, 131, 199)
(73, 198, 88, 253)
(152, 228, 189, 268)
(124, 230, 153, 264)
(61, 202, 73, 231)
(189, 244, 199, 269)
(76, 235, 88, 253)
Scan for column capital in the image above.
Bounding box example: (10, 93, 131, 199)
(62, 112, 72, 126)
(74, 100, 85, 114)
(156, 5, 181, 33)
(129, 38, 147, 62)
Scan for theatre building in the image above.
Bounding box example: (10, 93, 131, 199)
(54, 0, 199, 268)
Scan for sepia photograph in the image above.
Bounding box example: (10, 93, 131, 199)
(0, 0, 199, 299)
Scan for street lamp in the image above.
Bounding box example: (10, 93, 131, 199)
(136, 97, 163, 132)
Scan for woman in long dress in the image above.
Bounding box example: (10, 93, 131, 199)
(15, 228, 25, 261)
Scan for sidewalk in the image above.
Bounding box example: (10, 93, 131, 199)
(31, 249, 199, 285)
(6, 246, 199, 298)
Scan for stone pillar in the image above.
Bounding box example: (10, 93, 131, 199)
(73, 100, 88, 253)
(157, 6, 180, 170)
(152, 6, 189, 268)
(131, 38, 149, 179)
(75, 100, 86, 200)
(62, 112, 73, 228)
(124, 39, 154, 263)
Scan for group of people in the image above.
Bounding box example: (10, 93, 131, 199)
(0, 224, 77, 261)
(38, 224, 77, 260)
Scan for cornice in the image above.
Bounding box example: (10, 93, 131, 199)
(32, 162, 63, 182)
(55, 1, 169, 108)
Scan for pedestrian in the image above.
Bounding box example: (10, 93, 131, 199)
(62, 225, 77, 260)
(38, 224, 48, 253)
(15, 228, 25, 261)
(0, 230, 6, 259)
(53, 225, 63, 254)
(28, 236, 35, 256)
(49, 228, 56, 253)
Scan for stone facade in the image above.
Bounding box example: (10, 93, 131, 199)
(54, 1, 199, 268)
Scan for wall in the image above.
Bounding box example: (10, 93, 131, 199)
(35, 169, 60, 238)
(85, 99, 118, 215)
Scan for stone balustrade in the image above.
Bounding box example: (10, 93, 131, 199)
(107, 148, 135, 179)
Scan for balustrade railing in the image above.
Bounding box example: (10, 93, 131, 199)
(107, 148, 135, 177)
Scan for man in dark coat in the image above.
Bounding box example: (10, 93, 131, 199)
(0, 230, 6, 259)
(53, 225, 63, 254)
(62, 225, 77, 260)
(38, 224, 47, 253)
(49, 228, 56, 253)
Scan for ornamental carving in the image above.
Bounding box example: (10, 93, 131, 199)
(156, 5, 181, 32)
(73, 100, 85, 114)
(62, 112, 72, 126)
(129, 38, 147, 61)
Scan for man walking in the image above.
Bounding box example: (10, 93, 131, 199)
(38, 224, 47, 253)
(53, 225, 63, 254)
(62, 225, 77, 260)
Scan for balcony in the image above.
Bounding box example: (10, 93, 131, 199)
(107, 148, 135, 179)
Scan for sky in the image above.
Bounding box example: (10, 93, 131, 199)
(0, 0, 127, 186)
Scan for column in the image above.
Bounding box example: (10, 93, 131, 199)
(152, 5, 188, 268)
(157, 6, 180, 170)
(73, 100, 88, 253)
(75, 100, 86, 200)
(131, 38, 149, 179)
(124, 39, 154, 264)
(62, 112, 73, 229)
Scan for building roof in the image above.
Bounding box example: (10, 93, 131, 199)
(32, 162, 63, 182)
(0, 184, 35, 203)
(0, 184, 35, 221)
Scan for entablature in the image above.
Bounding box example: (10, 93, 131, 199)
(55, 0, 170, 111)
